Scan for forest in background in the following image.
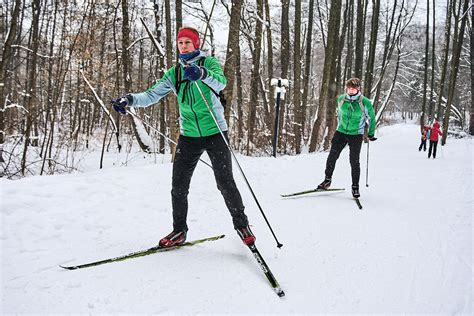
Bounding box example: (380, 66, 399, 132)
(0, 0, 472, 179)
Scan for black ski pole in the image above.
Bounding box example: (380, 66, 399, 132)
(365, 140, 369, 187)
(125, 109, 213, 169)
(190, 72, 283, 248)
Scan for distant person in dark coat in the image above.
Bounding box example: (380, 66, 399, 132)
(418, 125, 430, 151)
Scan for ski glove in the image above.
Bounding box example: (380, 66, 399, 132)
(368, 135, 377, 141)
(183, 64, 207, 81)
(111, 95, 133, 115)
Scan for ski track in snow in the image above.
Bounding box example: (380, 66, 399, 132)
(1, 123, 472, 314)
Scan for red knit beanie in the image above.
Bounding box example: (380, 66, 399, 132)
(177, 27, 201, 49)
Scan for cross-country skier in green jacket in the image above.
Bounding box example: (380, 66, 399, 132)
(111, 26, 255, 248)
(317, 78, 377, 198)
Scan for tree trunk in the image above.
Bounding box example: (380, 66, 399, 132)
(342, 0, 353, 80)
(309, 0, 342, 152)
(372, 0, 408, 112)
(121, 0, 150, 152)
(153, 0, 166, 153)
(363, 0, 380, 97)
(420, 0, 430, 129)
(21, 0, 41, 175)
(278, 0, 290, 149)
(293, 0, 302, 153)
(436, 0, 452, 121)
(354, 0, 366, 78)
(175, 0, 182, 31)
(427, 0, 436, 121)
(165, 0, 178, 157)
(246, 0, 263, 154)
(0, 0, 21, 163)
(223, 0, 243, 124)
(324, 0, 349, 151)
(264, 0, 275, 122)
(235, 36, 244, 149)
(441, 0, 469, 145)
(470, 0, 474, 135)
(301, 0, 314, 146)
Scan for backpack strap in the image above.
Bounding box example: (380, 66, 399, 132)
(174, 63, 182, 93)
(338, 93, 365, 113)
(358, 94, 365, 113)
(175, 57, 226, 107)
(175, 57, 212, 94)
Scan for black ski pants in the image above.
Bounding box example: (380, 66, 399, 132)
(171, 132, 248, 232)
(419, 139, 427, 151)
(428, 140, 438, 158)
(324, 131, 363, 186)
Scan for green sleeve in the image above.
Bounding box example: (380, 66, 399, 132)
(202, 57, 226, 91)
(363, 97, 376, 136)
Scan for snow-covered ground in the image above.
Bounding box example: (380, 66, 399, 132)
(1, 123, 472, 314)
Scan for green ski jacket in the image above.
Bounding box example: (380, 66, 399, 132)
(129, 51, 227, 137)
(336, 94, 376, 136)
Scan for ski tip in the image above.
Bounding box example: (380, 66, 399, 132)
(277, 243, 283, 249)
(59, 265, 78, 270)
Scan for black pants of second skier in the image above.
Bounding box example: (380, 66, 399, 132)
(428, 140, 438, 158)
(171, 132, 249, 232)
(324, 131, 363, 186)
(419, 139, 427, 151)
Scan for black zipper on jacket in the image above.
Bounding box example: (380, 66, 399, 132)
(346, 101, 353, 133)
(187, 82, 203, 137)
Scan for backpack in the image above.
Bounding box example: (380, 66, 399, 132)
(174, 57, 227, 108)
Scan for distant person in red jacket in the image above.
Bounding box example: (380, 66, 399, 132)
(418, 125, 430, 151)
(428, 121, 443, 159)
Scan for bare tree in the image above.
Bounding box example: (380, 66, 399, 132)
(436, 0, 452, 120)
(278, 0, 290, 150)
(0, 0, 21, 163)
(372, 0, 416, 112)
(354, 0, 368, 78)
(165, 0, 179, 156)
(309, 0, 342, 152)
(427, 0, 436, 120)
(246, 0, 264, 154)
(420, 0, 430, 129)
(293, 0, 303, 153)
(153, 0, 167, 153)
(264, 0, 275, 127)
(176, 0, 182, 31)
(301, 0, 315, 146)
(441, 0, 469, 145)
(364, 0, 380, 97)
(222, 0, 243, 124)
(470, 0, 474, 135)
(21, 0, 41, 175)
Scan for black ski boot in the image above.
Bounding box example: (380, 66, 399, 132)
(317, 177, 332, 190)
(351, 184, 360, 198)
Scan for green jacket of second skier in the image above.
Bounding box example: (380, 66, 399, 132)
(128, 51, 227, 137)
(336, 94, 376, 137)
